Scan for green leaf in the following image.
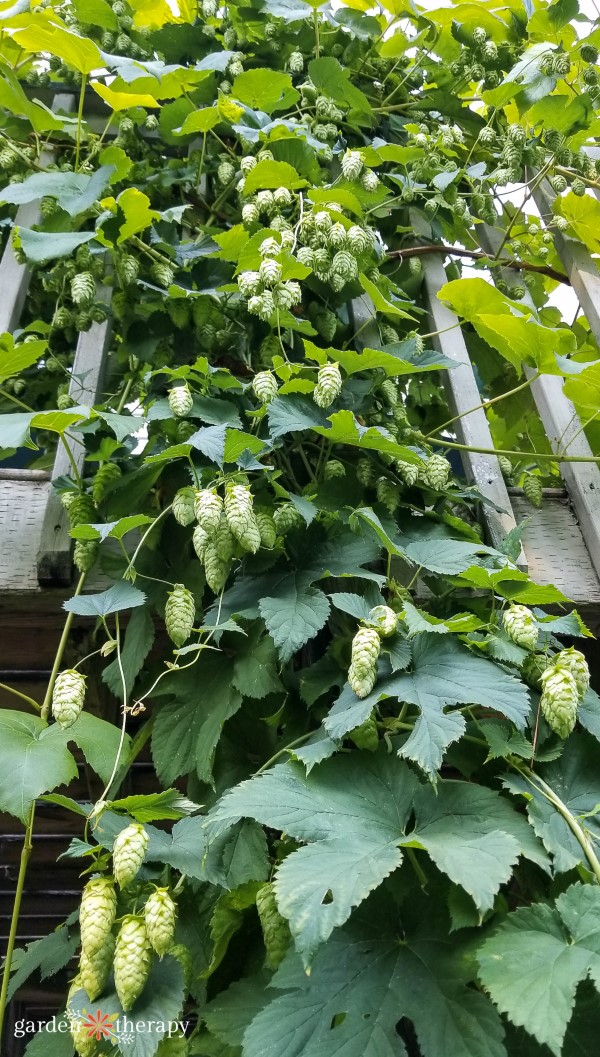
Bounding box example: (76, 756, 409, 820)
(151, 654, 243, 785)
(73, 0, 118, 30)
(259, 575, 330, 662)
(232, 624, 284, 699)
(7, 924, 79, 1001)
(177, 105, 220, 134)
(556, 190, 600, 254)
(69, 956, 185, 1057)
(24, 1024, 73, 1057)
(243, 159, 306, 194)
(0, 333, 46, 383)
(13, 22, 102, 74)
(242, 906, 505, 1057)
(56, 711, 132, 786)
(63, 580, 146, 617)
(325, 634, 530, 775)
(308, 55, 371, 116)
(17, 227, 96, 263)
(232, 69, 299, 113)
(267, 394, 329, 439)
(0, 166, 113, 216)
(404, 538, 501, 575)
(114, 186, 160, 244)
(477, 883, 600, 1056)
(0, 411, 34, 448)
(109, 789, 200, 821)
(0, 712, 77, 822)
(70, 514, 153, 541)
(358, 272, 416, 318)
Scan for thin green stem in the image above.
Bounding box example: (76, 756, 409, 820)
(60, 435, 83, 488)
(0, 682, 40, 712)
(255, 733, 315, 775)
(516, 765, 600, 883)
(0, 803, 35, 1042)
(97, 616, 129, 802)
(441, 439, 599, 465)
(425, 372, 541, 440)
(41, 572, 87, 721)
(126, 505, 172, 579)
(0, 386, 31, 411)
(115, 376, 135, 415)
(314, 9, 320, 57)
(75, 75, 87, 171)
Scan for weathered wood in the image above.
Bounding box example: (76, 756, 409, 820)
(420, 253, 525, 560)
(480, 219, 600, 585)
(37, 281, 113, 586)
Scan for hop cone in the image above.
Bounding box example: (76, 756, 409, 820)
(379, 379, 398, 408)
(256, 510, 277, 549)
(113, 823, 149, 887)
(194, 489, 223, 533)
(555, 647, 589, 699)
(169, 943, 193, 990)
(252, 370, 278, 404)
(255, 883, 291, 971)
(168, 384, 193, 418)
(367, 605, 398, 638)
(204, 540, 231, 593)
(172, 486, 196, 527)
(349, 716, 379, 751)
(145, 888, 177, 956)
(92, 463, 121, 505)
(357, 457, 376, 486)
(376, 476, 399, 513)
(396, 460, 420, 486)
(341, 150, 363, 180)
(119, 254, 139, 285)
(540, 666, 579, 738)
(71, 1017, 99, 1057)
(213, 514, 236, 562)
(521, 652, 547, 691)
(313, 363, 342, 408)
(192, 524, 209, 562)
(80, 931, 115, 1002)
(224, 484, 261, 553)
(114, 915, 152, 1010)
(151, 262, 174, 288)
(323, 459, 345, 480)
(423, 454, 450, 489)
(165, 584, 196, 647)
(52, 669, 86, 729)
(351, 626, 381, 676)
(71, 271, 96, 306)
(80, 876, 117, 956)
(348, 663, 377, 699)
(74, 539, 98, 574)
(523, 474, 543, 507)
(503, 604, 538, 650)
(68, 493, 96, 528)
(498, 456, 512, 479)
(362, 170, 379, 191)
(218, 160, 236, 185)
(273, 502, 303, 534)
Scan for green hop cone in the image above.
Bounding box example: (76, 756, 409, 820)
(203, 540, 231, 593)
(52, 669, 86, 729)
(273, 502, 303, 535)
(521, 652, 548, 691)
(540, 665, 579, 738)
(523, 474, 543, 507)
(68, 493, 96, 528)
(113, 823, 149, 887)
(423, 453, 451, 490)
(80, 876, 117, 957)
(356, 457, 376, 487)
(213, 513, 236, 563)
(92, 463, 122, 505)
(74, 539, 99, 574)
(252, 370, 278, 404)
(145, 888, 177, 956)
(498, 455, 513, 479)
(323, 459, 346, 480)
(119, 254, 139, 285)
(192, 524, 209, 562)
(396, 459, 420, 486)
(151, 261, 174, 288)
(379, 379, 398, 407)
(341, 149, 363, 181)
(503, 604, 538, 650)
(367, 605, 398, 638)
(71, 1016, 99, 1057)
(376, 476, 400, 513)
(351, 626, 381, 675)
(224, 484, 261, 553)
(172, 486, 196, 527)
(349, 715, 379, 751)
(71, 271, 96, 306)
(256, 510, 277, 549)
(313, 362, 342, 408)
(168, 943, 193, 991)
(165, 584, 196, 647)
(113, 915, 152, 1011)
(348, 662, 377, 699)
(194, 488, 223, 533)
(80, 930, 115, 1002)
(255, 883, 291, 971)
(555, 647, 590, 699)
(168, 384, 193, 418)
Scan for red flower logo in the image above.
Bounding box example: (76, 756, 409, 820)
(81, 1009, 119, 1040)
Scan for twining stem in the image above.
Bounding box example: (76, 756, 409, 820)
(0, 571, 86, 1040)
(387, 243, 570, 286)
(516, 765, 600, 883)
(0, 682, 40, 712)
(440, 439, 600, 465)
(425, 372, 541, 441)
(74, 75, 87, 171)
(97, 616, 129, 802)
(255, 733, 315, 775)
(0, 803, 35, 1042)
